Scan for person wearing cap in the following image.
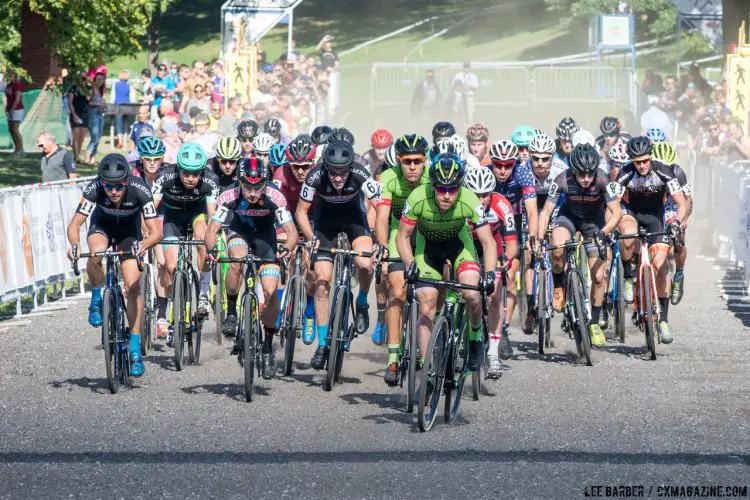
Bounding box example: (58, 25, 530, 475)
(186, 113, 219, 157)
(151, 64, 175, 111)
(453, 62, 479, 125)
(640, 95, 673, 142)
(317, 34, 339, 71)
(128, 105, 156, 152)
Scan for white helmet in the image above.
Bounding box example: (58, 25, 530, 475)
(384, 144, 398, 168)
(489, 139, 519, 162)
(608, 141, 630, 165)
(529, 133, 556, 155)
(252, 132, 276, 154)
(463, 166, 496, 194)
(572, 129, 596, 148)
(450, 134, 469, 161)
(533, 127, 545, 137)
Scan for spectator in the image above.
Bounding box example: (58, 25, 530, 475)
(157, 98, 180, 133)
(151, 64, 175, 118)
(724, 119, 750, 161)
(186, 113, 219, 157)
(4, 69, 24, 155)
(317, 35, 339, 71)
(640, 94, 674, 140)
(128, 105, 155, 151)
(659, 74, 680, 119)
(66, 72, 90, 163)
(111, 70, 135, 150)
(685, 63, 712, 100)
(253, 102, 269, 125)
(641, 69, 664, 96)
(160, 121, 182, 164)
(173, 64, 191, 104)
(182, 84, 211, 121)
(286, 39, 301, 62)
(208, 101, 222, 131)
(136, 68, 152, 104)
(205, 80, 221, 104)
(85, 71, 106, 165)
(411, 69, 442, 124)
(453, 62, 480, 125)
(37, 131, 77, 182)
(698, 118, 722, 157)
(183, 60, 211, 103)
(211, 60, 225, 98)
(218, 97, 240, 136)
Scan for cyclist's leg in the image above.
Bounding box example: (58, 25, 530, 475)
(350, 217, 375, 311)
(252, 230, 282, 378)
(224, 232, 247, 323)
(618, 210, 638, 302)
(452, 231, 484, 371)
(311, 223, 335, 359)
(160, 208, 187, 299)
(549, 215, 574, 311)
(85, 215, 112, 327)
(504, 214, 524, 326)
(384, 224, 407, 378)
(581, 219, 607, 346)
(413, 232, 443, 359)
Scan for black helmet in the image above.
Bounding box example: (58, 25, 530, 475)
(98, 153, 129, 183)
(323, 140, 355, 169)
(429, 153, 466, 188)
(329, 127, 355, 145)
(431, 121, 456, 142)
(237, 119, 258, 139)
(555, 117, 579, 141)
(569, 144, 600, 175)
(263, 118, 282, 137)
(394, 134, 429, 156)
(286, 135, 316, 163)
(626, 136, 653, 159)
(599, 116, 621, 135)
(311, 125, 332, 145)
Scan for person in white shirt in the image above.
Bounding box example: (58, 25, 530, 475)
(640, 95, 674, 142)
(453, 62, 480, 125)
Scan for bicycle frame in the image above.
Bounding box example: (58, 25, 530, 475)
(607, 238, 622, 307)
(326, 237, 357, 354)
(531, 247, 553, 322)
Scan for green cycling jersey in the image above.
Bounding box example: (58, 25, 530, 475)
(401, 184, 486, 242)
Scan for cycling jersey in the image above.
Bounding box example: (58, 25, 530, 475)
(152, 164, 220, 211)
(532, 163, 568, 210)
(373, 161, 391, 180)
(553, 151, 570, 167)
(494, 161, 536, 214)
(377, 166, 430, 223)
(613, 160, 684, 213)
(300, 163, 380, 219)
(209, 157, 238, 191)
(468, 192, 517, 249)
(272, 164, 304, 215)
(545, 171, 617, 220)
(129, 161, 169, 188)
(360, 149, 380, 174)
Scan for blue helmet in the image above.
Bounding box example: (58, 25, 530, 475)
(646, 128, 667, 144)
(511, 125, 536, 148)
(137, 136, 166, 158)
(269, 143, 287, 168)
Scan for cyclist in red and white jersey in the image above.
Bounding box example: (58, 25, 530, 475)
(467, 123, 491, 167)
(360, 129, 393, 175)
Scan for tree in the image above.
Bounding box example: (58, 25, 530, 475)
(723, 0, 748, 54)
(144, 0, 175, 73)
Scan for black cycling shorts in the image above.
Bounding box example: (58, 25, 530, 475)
(87, 211, 141, 261)
(551, 209, 605, 257)
(313, 209, 370, 264)
(226, 221, 277, 262)
(160, 202, 208, 241)
(621, 205, 669, 246)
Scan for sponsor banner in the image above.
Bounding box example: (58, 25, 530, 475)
(27, 187, 67, 283)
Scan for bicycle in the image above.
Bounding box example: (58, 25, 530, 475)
(529, 238, 554, 355)
(546, 236, 592, 366)
(604, 232, 626, 344)
(315, 233, 373, 392)
(414, 265, 489, 432)
(278, 243, 308, 376)
(210, 230, 229, 345)
(139, 247, 157, 356)
(170, 230, 205, 371)
(218, 253, 278, 402)
(72, 241, 143, 394)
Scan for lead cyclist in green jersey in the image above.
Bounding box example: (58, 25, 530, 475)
(396, 153, 498, 372)
(375, 134, 431, 386)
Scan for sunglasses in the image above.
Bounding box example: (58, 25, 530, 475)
(103, 182, 127, 191)
(36, 143, 45, 148)
(179, 170, 202, 178)
(633, 159, 650, 166)
(291, 162, 312, 170)
(142, 156, 163, 163)
(195, 122, 209, 127)
(328, 170, 349, 179)
(492, 161, 515, 171)
(220, 159, 237, 165)
(194, 88, 204, 92)
(532, 155, 551, 163)
(240, 182, 266, 191)
(239, 138, 253, 143)
(400, 157, 424, 166)
(435, 186, 459, 195)
(575, 172, 595, 179)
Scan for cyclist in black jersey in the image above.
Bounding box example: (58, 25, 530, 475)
(295, 140, 381, 370)
(67, 154, 163, 377)
(211, 136, 242, 191)
(237, 119, 259, 158)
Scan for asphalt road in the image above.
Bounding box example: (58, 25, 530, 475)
(0, 253, 748, 499)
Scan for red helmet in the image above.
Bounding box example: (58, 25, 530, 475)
(238, 157, 268, 186)
(467, 123, 489, 143)
(371, 129, 394, 149)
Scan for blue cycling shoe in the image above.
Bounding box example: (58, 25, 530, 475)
(88, 301, 103, 327)
(371, 321, 386, 346)
(302, 317, 316, 345)
(129, 334, 145, 377)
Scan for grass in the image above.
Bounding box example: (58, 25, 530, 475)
(0, 151, 98, 187)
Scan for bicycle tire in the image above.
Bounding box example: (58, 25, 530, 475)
(517, 253, 527, 327)
(212, 263, 224, 345)
(241, 293, 257, 402)
(571, 272, 592, 366)
(102, 288, 118, 394)
(471, 346, 483, 401)
(615, 254, 626, 344)
(189, 271, 202, 364)
(119, 302, 130, 388)
(282, 276, 303, 376)
(538, 269, 547, 354)
(405, 300, 417, 413)
(324, 287, 347, 391)
(446, 319, 469, 424)
(417, 315, 449, 432)
(138, 265, 152, 355)
(172, 271, 186, 371)
(642, 271, 657, 360)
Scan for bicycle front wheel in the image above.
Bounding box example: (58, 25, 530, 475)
(418, 316, 449, 432)
(324, 288, 347, 392)
(172, 271, 187, 371)
(538, 269, 548, 354)
(642, 271, 658, 360)
(446, 319, 469, 424)
(571, 272, 592, 366)
(282, 276, 304, 376)
(517, 253, 527, 327)
(404, 300, 417, 413)
(615, 255, 626, 344)
(139, 264, 154, 356)
(188, 271, 202, 364)
(241, 293, 258, 402)
(212, 262, 224, 345)
(102, 288, 118, 394)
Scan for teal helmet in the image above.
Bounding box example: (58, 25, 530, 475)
(511, 125, 537, 148)
(269, 143, 287, 168)
(138, 136, 166, 158)
(176, 142, 207, 172)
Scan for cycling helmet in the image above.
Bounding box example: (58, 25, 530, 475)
(608, 141, 630, 166)
(237, 119, 259, 139)
(394, 134, 429, 156)
(489, 139, 519, 162)
(371, 129, 393, 148)
(572, 129, 597, 148)
(263, 118, 282, 137)
(311, 125, 332, 145)
(466, 123, 489, 143)
(384, 145, 398, 168)
(555, 117, 580, 141)
(323, 140, 355, 169)
(533, 127, 545, 137)
(569, 144, 600, 175)
(98, 153, 130, 183)
(430, 153, 465, 188)
(137, 136, 166, 158)
(652, 141, 677, 166)
(286, 136, 317, 163)
(529, 133, 556, 155)
(511, 125, 536, 147)
(599, 116, 621, 136)
(627, 136, 653, 159)
(329, 127, 355, 145)
(269, 143, 288, 167)
(463, 165, 496, 193)
(432, 121, 456, 142)
(253, 133, 275, 154)
(216, 136, 242, 161)
(450, 135, 469, 161)
(238, 157, 268, 186)
(177, 142, 208, 172)
(646, 127, 667, 144)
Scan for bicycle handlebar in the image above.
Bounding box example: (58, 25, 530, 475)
(316, 246, 374, 258)
(616, 231, 667, 241)
(71, 245, 143, 276)
(218, 255, 279, 265)
(170, 239, 205, 246)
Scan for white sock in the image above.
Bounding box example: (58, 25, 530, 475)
(200, 272, 211, 294)
(489, 335, 500, 356)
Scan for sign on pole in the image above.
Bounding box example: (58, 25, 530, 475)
(728, 23, 750, 135)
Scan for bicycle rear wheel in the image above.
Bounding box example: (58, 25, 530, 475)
(615, 255, 626, 344)
(188, 271, 202, 364)
(517, 253, 527, 327)
(324, 288, 347, 391)
(139, 264, 154, 356)
(282, 276, 303, 376)
(642, 271, 657, 360)
(172, 271, 187, 371)
(538, 270, 548, 354)
(571, 272, 592, 366)
(446, 320, 469, 424)
(418, 316, 449, 432)
(102, 288, 118, 394)
(212, 262, 224, 345)
(241, 293, 257, 402)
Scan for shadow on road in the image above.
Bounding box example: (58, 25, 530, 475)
(145, 354, 177, 372)
(513, 340, 580, 365)
(48, 378, 109, 394)
(181, 383, 269, 401)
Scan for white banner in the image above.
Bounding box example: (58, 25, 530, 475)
(1, 193, 35, 296)
(27, 188, 67, 283)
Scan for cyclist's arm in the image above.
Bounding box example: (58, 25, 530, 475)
(537, 200, 555, 240)
(475, 224, 498, 275)
(672, 192, 689, 226)
(503, 236, 518, 263)
(295, 199, 315, 241)
(374, 204, 391, 248)
(395, 219, 416, 269)
(518, 166, 538, 238)
(279, 220, 298, 252)
(141, 217, 163, 251)
(602, 199, 622, 235)
(206, 204, 231, 252)
(67, 212, 88, 250)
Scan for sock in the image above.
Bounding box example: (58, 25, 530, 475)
(552, 272, 564, 288)
(673, 268, 684, 280)
(276, 289, 284, 303)
(469, 323, 482, 342)
(129, 333, 141, 352)
(317, 324, 329, 348)
(489, 330, 501, 356)
(356, 290, 368, 307)
(376, 303, 386, 323)
(387, 344, 399, 364)
(659, 298, 669, 322)
(264, 328, 276, 347)
(227, 293, 238, 316)
(304, 295, 315, 319)
(200, 272, 211, 294)
(623, 259, 634, 279)
(526, 294, 534, 310)
(591, 305, 601, 324)
(157, 296, 168, 319)
(91, 287, 102, 303)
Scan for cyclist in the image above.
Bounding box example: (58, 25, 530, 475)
(373, 144, 398, 180)
(211, 136, 243, 191)
(605, 140, 630, 181)
(511, 125, 536, 162)
(269, 143, 288, 172)
(311, 125, 332, 162)
(554, 117, 580, 167)
(263, 117, 291, 145)
(522, 133, 566, 334)
(131, 136, 168, 187)
(361, 129, 394, 174)
(646, 127, 668, 144)
(538, 144, 623, 348)
(252, 132, 276, 166)
(66, 154, 163, 377)
(467, 123, 491, 166)
(432, 121, 456, 145)
(205, 158, 298, 379)
(450, 134, 481, 169)
(397, 153, 498, 372)
(295, 140, 382, 370)
(463, 166, 518, 376)
(152, 142, 220, 343)
(374, 134, 431, 385)
(614, 136, 689, 344)
(596, 116, 631, 156)
(237, 119, 259, 158)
